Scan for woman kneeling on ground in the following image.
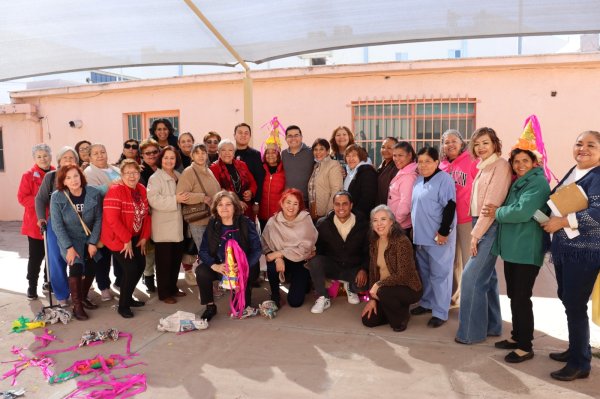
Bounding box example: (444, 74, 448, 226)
(261, 188, 318, 309)
(362, 205, 422, 332)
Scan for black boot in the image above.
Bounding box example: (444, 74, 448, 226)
(68, 276, 88, 321)
(144, 275, 156, 293)
(27, 284, 38, 301)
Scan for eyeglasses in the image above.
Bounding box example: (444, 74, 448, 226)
(205, 140, 219, 144)
(124, 143, 139, 150)
(143, 150, 159, 156)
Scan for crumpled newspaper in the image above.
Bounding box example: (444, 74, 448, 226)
(258, 300, 278, 319)
(157, 311, 208, 333)
(1, 388, 25, 399)
(80, 328, 119, 347)
(35, 307, 72, 325)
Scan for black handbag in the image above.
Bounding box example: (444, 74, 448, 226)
(182, 167, 211, 223)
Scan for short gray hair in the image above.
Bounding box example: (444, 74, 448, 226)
(218, 138, 236, 152)
(370, 204, 396, 223)
(440, 129, 467, 160)
(56, 146, 79, 164)
(31, 143, 51, 158)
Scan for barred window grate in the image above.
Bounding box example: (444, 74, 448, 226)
(352, 97, 476, 166)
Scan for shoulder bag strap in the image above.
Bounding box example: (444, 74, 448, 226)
(63, 191, 91, 236)
(191, 166, 208, 195)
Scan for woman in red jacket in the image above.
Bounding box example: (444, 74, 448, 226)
(258, 144, 285, 230)
(101, 159, 151, 319)
(18, 144, 55, 300)
(209, 139, 257, 218)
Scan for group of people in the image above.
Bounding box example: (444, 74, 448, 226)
(18, 118, 600, 382)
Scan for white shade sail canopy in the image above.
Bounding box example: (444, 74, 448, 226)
(1, 0, 600, 81)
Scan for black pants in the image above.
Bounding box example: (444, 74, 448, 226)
(267, 258, 310, 307)
(306, 255, 367, 298)
(111, 237, 145, 310)
(154, 241, 183, 300)
(26, 237, 47, 288)
(362, 285, 422, 330)
(68, 258, 96, 278)
(196, 264, 259, 306)
(504, 261, 540, 352)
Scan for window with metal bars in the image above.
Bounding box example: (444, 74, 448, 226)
(351, 97, 476, 166)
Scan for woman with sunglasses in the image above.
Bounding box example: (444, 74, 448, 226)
(115, 139, 140, 166)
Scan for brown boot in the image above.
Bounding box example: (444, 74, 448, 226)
(68, 276, 88, 321)
(81, 275, 98, 309)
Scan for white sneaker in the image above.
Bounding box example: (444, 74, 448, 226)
(343, 282, 360, 305)
(101, 289, 113, 302)
(311, 296, 331, 314)
(185, 270, 197, 286)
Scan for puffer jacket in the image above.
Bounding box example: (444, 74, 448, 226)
(258, 162, 286, 222)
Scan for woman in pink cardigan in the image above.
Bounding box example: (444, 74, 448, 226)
(387, 141, 418, 238)
(455, 127, 512, 344)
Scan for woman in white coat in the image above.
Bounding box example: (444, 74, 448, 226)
(147, 146, 190, 304)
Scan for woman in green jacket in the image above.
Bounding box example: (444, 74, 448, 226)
(483, 148, 550, 363)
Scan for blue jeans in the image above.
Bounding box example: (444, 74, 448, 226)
(46, 218, 69, 300)
(455, 219, 502, 343)
(554, 257, 600, 372)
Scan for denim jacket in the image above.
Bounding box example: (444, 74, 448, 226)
(50, 186, 103, 264)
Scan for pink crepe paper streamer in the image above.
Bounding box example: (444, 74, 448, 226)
(64, 373, 147, 399)
(33, 328, 62, 349)
(1, 346, 54, 386)
(225, 238, 250, 318)
(524, 115, 559, 183)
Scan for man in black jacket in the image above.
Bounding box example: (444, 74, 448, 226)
(306, 191, 369, 313)
(233, 123, 265, 218)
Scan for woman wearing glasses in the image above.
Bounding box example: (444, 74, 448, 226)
(115, 139, 140, 166)
(101, 160, 151, 318)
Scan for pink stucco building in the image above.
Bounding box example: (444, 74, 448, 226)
(1, 53, 599, 221)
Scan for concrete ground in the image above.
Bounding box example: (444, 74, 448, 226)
(0, 221, 599, 398)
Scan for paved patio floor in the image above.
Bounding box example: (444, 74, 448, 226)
(0, 221, 598, 398)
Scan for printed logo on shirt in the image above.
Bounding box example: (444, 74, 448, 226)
(450, 170, 468, 188)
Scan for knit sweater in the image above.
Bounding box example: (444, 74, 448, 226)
(282, 143, 314, 202)
(261, 210, 318, 262)
(368, 232, 422, 292)
(100, 183, 151, 251)
(35, 170, 57, 220)
(470, 157, 512, 239)
(551, 165, 600, 265)
(84, 164, 121, 195)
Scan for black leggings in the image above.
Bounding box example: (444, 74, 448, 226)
(111, 237, 146, 309)
(26, 237, 47, 288)
(68, 258, 96, 278)
(362, 285, 422, 330)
